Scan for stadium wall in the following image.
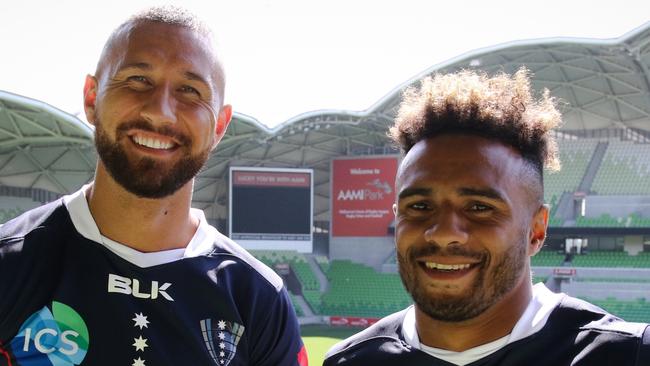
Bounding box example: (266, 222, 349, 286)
(624, 235, 644, 255)
(532, 267, 650, 279)
(562, 282, 650, 301)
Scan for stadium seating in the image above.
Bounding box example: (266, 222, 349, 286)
(288, 292, 304, 317)
(575, 214, 625, 227)
(321, 260, 410, 318)
(249, 250, 319, 290)
(583, 297, 650, 323)
(292, 261, 319, 291)
(0, 207, 25, 224)
(531, 250, 565, 267)
(303, 290, 322, 313)
(591, 141, 650, 195)
(570, 251, 650, 268)
(547, 215, 564, 227)
(575, 277, 650, 284)
(314, 255, 330, 273)
(576, 213, 650, 228)
(628, 213, 650, 228)
(251, 250, 305, 264)
(532, 276, 548, 284)
(251, 250, 650, 320)
(543, 139, 597, 213)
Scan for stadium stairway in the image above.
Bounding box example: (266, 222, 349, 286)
(577, 141, 608, 192)
(552, 140, 608, 224)
(305, 254, 329, 293)
(555, 191, 575, 224)
(292, 293, 315, 317)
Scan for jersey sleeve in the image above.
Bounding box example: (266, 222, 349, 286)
(637, 325, 650, 365)
(248, 286, 307, 366)
(0, 202, 68, 343)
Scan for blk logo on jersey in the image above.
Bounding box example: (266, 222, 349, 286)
(107, 273, 174, 301)
(199, 318, 245, 366)
(7, 301, 89, 366)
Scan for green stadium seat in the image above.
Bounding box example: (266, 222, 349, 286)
(321, 260, 410, 318)
(583, 297, 650, 322)
(543, 139, 597, 215)
(0, 206, 26, 224)
(249, 250, 320, 291)
(531, 250, 565, 267)
(591, 141, 650, 195)
(570, 251, 650, 268)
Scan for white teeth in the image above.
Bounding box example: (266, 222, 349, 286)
(133, 135, 174, 149)
(424, 262, 471, 270)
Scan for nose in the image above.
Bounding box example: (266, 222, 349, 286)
(140, 85, 177, 125)
(423, 209, 469, 247)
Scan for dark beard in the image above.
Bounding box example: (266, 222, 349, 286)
(397, 235, 527, 322)
(94, 118, 209, 199)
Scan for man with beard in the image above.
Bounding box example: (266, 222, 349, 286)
(0, 6, 307, 366)
(324, 69, 649, 365)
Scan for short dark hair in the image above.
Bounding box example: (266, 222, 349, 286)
(389, 68, 562, 175)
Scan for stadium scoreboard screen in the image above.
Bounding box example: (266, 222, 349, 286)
(229, 167, 313, 252)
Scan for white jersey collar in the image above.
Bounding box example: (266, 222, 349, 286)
(402, 283, 564, 365)
(63, 184, 217, 268)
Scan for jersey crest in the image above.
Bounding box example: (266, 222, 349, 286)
(199, 318, 245, 366)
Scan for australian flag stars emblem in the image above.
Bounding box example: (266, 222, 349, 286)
(200, 318, 245, 366)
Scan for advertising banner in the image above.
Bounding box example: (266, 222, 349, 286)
(331, 157, 398, 237)
(329, 316, 379, 327)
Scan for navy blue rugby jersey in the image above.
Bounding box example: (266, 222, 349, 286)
(324, 298, 650, 366)
(0, 199, 307, 366)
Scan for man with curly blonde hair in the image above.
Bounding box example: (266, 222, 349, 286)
(325, 69, 649, 366)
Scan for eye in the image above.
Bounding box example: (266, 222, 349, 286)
(398, 200, 434, 221)
(125, 75, 152, 91)
(179, 85, 201, 96)
(409, 202, 430, 211)
(469, 203, 493, 212)
(127, 75, 149, 84)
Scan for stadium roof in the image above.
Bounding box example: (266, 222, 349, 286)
(0, 91, 96, 195)
(2, 22, 650, 224)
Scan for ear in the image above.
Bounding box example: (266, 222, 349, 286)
(211, 104, 233, 150)
(392, 203, 398, 216)
(528, 204, 549, 257)
(83, 75, 98, 125)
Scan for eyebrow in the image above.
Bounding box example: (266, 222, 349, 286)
(117, 62, 152, 73)
(398, 187, 431, 200)
(397, 186, 506, 203)
(458, 187, 506, 202)
(184, 71, 210, 87)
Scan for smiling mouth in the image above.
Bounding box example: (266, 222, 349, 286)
(131, 135, 177, 150)
(424, 262, 472, 271)
(417, 260, 481, 275)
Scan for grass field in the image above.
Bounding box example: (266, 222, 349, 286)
(300, 325, 364, 365)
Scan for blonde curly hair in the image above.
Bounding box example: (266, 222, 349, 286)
(390, 68, 562, 173)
